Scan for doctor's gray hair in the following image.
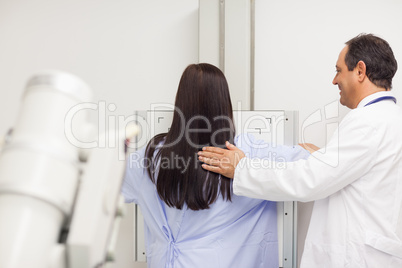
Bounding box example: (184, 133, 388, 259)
(345, 33, 397, 90)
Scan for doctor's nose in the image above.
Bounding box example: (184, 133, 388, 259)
(332, 76, 337, 85)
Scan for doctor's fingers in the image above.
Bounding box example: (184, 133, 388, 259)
(198, 150, 223, 160)
(201, 146, 227, 155)
(201, 163, 234, 179)
(198, 155, 221, 166)
(201, 163, 221, 172)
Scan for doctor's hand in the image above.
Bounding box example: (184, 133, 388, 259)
(198, 141, 245, 179)
(298, 143, 320, 153)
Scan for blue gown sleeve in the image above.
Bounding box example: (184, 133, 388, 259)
(121, 147, 148, 204)
(234, 133, 310, 162)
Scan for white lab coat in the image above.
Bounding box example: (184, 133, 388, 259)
(233, 91, 402, 267)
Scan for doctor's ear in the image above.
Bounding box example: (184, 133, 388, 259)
(356, 61, 367, 81)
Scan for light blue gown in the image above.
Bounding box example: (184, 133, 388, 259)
(121, 134, 310, 268)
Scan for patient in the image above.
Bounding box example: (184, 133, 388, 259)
(121, 63, 309, 267)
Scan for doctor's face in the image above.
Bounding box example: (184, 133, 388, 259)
(332, 46, 359, 109)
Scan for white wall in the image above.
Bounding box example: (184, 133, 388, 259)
(0, 1, 198, 268)
(255, 0, 402, 146)
(254, 0, 402, 266)
(0, 0, 198, 133)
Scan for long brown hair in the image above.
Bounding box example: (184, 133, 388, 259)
(145, 63, 235, 210)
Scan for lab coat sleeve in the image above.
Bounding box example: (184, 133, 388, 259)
(233, 112, 381, 202)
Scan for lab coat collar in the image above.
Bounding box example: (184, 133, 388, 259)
(357, 91, 395, 108)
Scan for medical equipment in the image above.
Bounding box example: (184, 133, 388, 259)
(0, 71, 137, 268)
(128, 110, 299, 267)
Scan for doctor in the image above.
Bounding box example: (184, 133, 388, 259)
(198, 33, 402, 267)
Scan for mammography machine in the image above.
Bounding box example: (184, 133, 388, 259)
(127, 109, 300, 268)
(0, 71, 136, 268)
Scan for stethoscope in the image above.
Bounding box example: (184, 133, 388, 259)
(364, 96, 397, 107)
